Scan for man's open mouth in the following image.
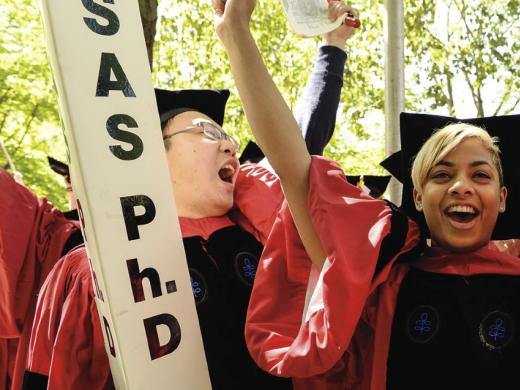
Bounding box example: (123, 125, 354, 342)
(218, 164, 235, 183)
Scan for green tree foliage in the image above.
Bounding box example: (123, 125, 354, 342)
(1, 0, 518, 206)
(154, 0, 387, 174)
(404, 0, 519, 117)
(0, 0, 68, 209)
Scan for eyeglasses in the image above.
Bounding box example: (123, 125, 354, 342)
(163, 120, 240, 150)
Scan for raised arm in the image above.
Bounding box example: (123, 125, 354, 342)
(214, 0, 309, 179)
(296, 2, 358, 154)
(214, 0, 356, 269)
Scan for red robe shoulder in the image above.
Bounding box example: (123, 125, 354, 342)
(231, 162, 283, 245)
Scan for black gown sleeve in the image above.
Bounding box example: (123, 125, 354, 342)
(294, 45, 347, 155)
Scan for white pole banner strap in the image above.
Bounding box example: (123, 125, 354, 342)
(38, 0, 211, 388)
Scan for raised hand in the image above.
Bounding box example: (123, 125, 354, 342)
(324, 1, 360, 50)
(212, 0, 256, 43)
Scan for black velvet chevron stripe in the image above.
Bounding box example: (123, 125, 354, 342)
(374, 200, 411, 276)
(22, 371, 48, 390)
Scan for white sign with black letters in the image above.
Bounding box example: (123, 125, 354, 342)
(38, 0, 211, 388)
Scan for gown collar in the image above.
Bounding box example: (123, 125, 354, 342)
(414, 243, 520, 276)
(179, 215, 235, 240)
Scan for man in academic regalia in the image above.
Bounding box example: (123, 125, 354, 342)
(21, 11, 359, 389)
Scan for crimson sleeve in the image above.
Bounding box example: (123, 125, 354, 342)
(25, 246, 112, 390)
(0, 168, 78, 338)
(245, 156, 421, 378)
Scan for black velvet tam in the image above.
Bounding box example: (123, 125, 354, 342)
(380, 151, 404, 184)
(154, 88, 230, 129)
(381, 112, 520, 239)
(47, 156, 69, 177)
(239, 140, 264, 164)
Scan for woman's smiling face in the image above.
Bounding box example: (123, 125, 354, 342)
(414, 137, 507, 252)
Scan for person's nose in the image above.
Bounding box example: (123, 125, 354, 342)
(220, 138, 238, 157)
(448, 175, 474, 197)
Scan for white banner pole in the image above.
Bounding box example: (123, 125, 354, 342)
(38, 0, 211, 388)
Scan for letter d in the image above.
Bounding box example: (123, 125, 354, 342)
(143, 314, 181, 360)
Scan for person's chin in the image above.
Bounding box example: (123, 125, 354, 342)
(214, 196, 233, 215)
(442, 235, 488, 253)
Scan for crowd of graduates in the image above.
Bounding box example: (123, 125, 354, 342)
(1, 1, 520, 389)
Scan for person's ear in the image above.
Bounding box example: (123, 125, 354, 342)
(413, 188, 423, 212)
(498, 186, 507, 213)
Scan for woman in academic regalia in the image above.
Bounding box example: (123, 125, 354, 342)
(212, 0, 520, 388)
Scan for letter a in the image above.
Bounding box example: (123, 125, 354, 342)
(96, 52, 135, 97)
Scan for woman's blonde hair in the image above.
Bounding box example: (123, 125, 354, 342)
(411, 123, 503, 192)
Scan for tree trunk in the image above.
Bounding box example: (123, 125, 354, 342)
(138, 0, 159, 69)
(444, 69, 455, 117)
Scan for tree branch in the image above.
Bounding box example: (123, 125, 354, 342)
(0, 113, 7, 137)
(504, 96, 520, 115)
(0, 87, 12, 106)
(444, 8, 455, 116)
(12, 104, 39, 158)
(453, 0, 477, 42)
(493, 86, 511, 116)
(475, 83, 484, 117)
(462, 72, 481, 115)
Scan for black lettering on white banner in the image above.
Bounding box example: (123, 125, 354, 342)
(126, 258, 163, 303)
(81, 0, 119, 36)
(103, 316, 117, 357)
(120, 195, 156, 240)
(96, 53, 135, 97)
(107, 114, 143, 160)
(143, 314, 181, 360)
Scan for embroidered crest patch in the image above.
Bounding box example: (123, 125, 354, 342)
(234, 251, 258, 286)
(406, 305, 440, 344)
(189, 268, 208, 305)
(479, 310, 515, 351)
